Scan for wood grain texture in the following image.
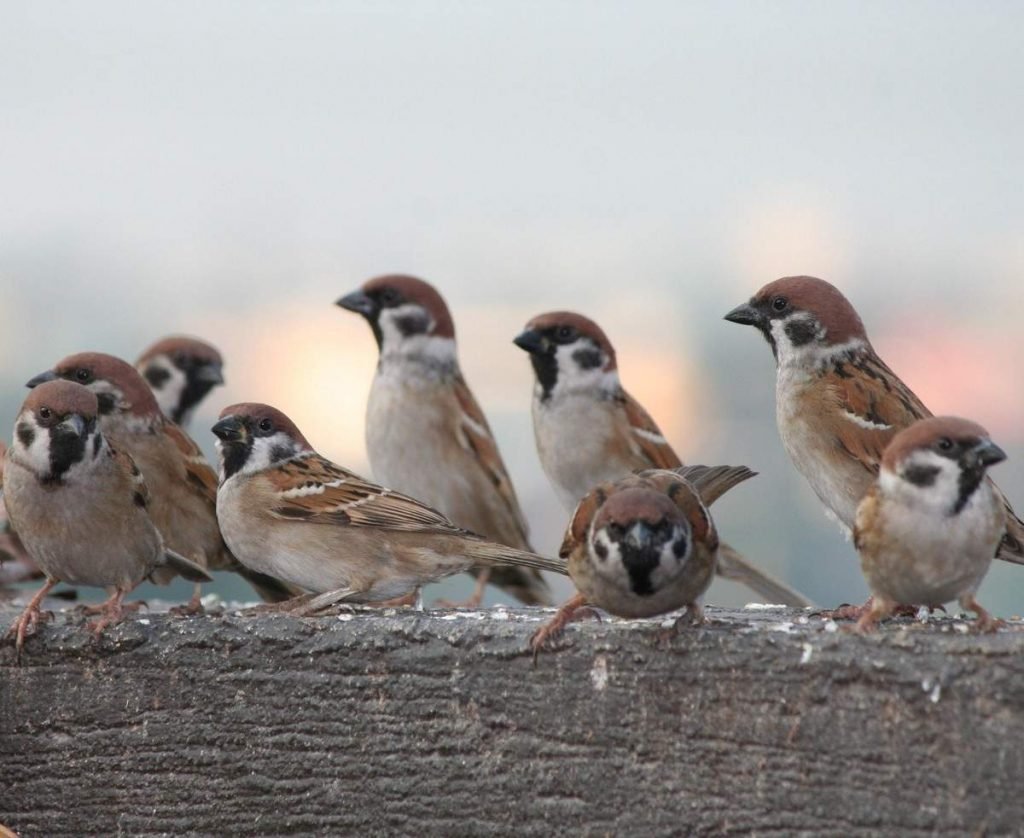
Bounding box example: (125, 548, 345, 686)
(2, 605, 1024, 836)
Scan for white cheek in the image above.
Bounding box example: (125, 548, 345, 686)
(550, 343, 618, 397)
(883, 454, 962, 512)
(13, 417, 53, 474)
(243, 433, 300, 476)
(149, 359, 187, 416)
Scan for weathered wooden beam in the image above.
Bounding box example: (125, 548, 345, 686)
(2, 604, 1023, 835)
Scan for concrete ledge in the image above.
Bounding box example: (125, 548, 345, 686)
(2, 604, 1024, 836)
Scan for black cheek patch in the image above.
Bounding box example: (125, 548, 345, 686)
(96, 393, 118, 415)
(270, 445, 296, 464)
(92, 433, 102, 457)
(143, 366, 171, 389)
(903, 464, 940, 487)
(133, 491, 147, 509)
(572, 348, 603, 370)
(784, 318, 819, 347)
(672, 535, 688, 559)
(395, 314, 430, 338)
(594, 540, 608, 560)
(16, 422, 35, 449)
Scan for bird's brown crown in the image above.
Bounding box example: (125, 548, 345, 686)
(22, 380, 99, 419)
(524, 311, 618, 369)
(51, 352, 161, 417)
(593, 487, 683, 530)
(362, 274, 455, 338)
(882, 416, 991, 469)
(219, 403, 314, 451)
(137, 335, 223, 366)
(754, 276, 869, 345)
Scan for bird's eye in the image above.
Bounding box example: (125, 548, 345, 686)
(38, 407, 52, 420)
(379, 288, 400, 306)
(936, 437, 954, 452)
(75, 368, 92, 383)
(258, 418, 274, 433)
(771, 296, 789, 313)
(556, 325, 576, 341)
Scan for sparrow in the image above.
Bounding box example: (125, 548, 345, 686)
(724, 275, 1024, 569)
(27, 352, 291, 606)
(853, 417, 1007, 632)
(211, 402, 567, 612)
(336, 274, 551, 607)
(3, 381, 210, 655)
(136, 335, 225, 429)
(531, 464, 753, 655)
(514, 310, 812, 607)
(0, 440, 45, 595)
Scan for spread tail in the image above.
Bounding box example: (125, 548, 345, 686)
(672, 464, 757, 506)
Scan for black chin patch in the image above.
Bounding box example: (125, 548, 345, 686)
(220, 439, 253, 480)
(174, 377, 215, 425)
(530, 354, 559, 403)
(954, 468, 986, 515)
(903, 464, 940, 487)
(16, 422, 35, 449)
(620, 540, 661, 596)
(46, 425, 92, 483)
(784, 318, 819, 348)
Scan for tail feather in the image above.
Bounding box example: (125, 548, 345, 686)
(716, 543, 815, 607)
(467, 542, 569, 577)
(997, 493, 1024, 565)
(672, 465, 757, 506)
(162, 549, 213, 583)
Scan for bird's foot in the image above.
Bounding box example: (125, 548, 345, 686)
(85, 589, 139, 636)
(529, 593, 597, 661)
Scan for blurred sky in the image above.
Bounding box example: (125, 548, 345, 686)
(2, 2, 1024, 611)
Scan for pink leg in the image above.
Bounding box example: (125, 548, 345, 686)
(530, 592, 600, 660)
(6, 577, 58, 660)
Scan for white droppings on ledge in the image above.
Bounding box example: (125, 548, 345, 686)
(800, 643, 813, 664)
(767, 621, 795, 634)
(823, 620, 839, 633)
(922, 677, 942, 703)
(590, 654, 609, 691)
(744, 603, 788, 611)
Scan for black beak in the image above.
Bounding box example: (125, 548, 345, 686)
(211, 416, 245, 442)
(195, 363, 225, 385)
(336, 290, 378, 319)
(26, 370, 58, 389)
(513, 329, 547, 355)
(55, 414, 86, 438)
(723, 302, 765, 328)
(970, 440, 1007, 469)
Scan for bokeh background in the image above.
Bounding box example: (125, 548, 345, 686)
(3, 2, 1023, 612)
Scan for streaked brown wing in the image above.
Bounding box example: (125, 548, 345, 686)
(266, 454, 468, 534)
